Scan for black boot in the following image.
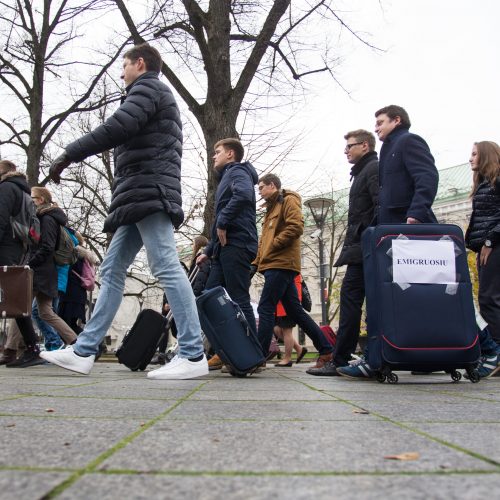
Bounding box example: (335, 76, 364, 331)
(6, 346, 45, 368)
(0, 348, 17, 366)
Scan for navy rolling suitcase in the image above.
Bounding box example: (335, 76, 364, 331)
(362, 224, 481, 383)
(196, 286, 265, 376)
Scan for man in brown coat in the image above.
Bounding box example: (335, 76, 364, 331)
(254, 174, 333, 368)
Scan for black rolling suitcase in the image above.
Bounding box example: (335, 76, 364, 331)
(116, 267, 200, 371)
(196, 286, 265, 376)
(362, 224, 481, 383)
(116, 309, 168, 371)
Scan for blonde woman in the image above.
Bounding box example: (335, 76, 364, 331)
(29, 187, 78, 346)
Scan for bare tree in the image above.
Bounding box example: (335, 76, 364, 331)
(0, 0, 126, 184)
(113, 0, 376, 233)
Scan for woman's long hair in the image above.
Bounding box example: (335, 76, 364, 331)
(471, 141, 500, 195)
(190, 235, 209, 264)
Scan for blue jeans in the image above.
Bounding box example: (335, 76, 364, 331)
(257, 269, 333, 355)
(32, 297, 64, 350)
(479, 327, 500, 356)
(73, 212, 204, 358)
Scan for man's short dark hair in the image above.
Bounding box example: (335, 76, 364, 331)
(215, 138, 244, 162)
(123, 43, 162, 73)
(375, 105, 411, 129)
(0, 160, 17, 174)
(259, 173, 281, 190)
(344, 129, 376, 151)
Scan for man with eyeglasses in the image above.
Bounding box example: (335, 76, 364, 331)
(307, 130, 378, 376)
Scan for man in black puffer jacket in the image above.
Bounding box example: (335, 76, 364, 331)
(0, 160, 44, 367)
(307, 130, 378, 377)
(43, 44, 207, 380)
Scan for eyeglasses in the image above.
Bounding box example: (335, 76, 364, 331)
(344, 142, 364, 152)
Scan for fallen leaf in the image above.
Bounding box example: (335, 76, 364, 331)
(45, 408, 55, 413)
(64, 442, 71, 446)
(353, 409, 370, 414)
(384, 452, 420, 461)
(6, 424, 16, 428)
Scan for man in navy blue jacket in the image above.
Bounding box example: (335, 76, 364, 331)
(374, 104, 438, 224)
(197, 138, 258, 370)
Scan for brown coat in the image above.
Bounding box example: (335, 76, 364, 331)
(253, 189, 303, 273)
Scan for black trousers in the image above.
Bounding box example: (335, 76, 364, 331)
(205, 245, 257, 336)
(333, 264, 366, 367)
(478, 246, 500, 344)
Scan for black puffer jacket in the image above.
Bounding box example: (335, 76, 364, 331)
(65, 71, 183, 232)
(0, 172, 30, 266)
(29, 206, 68, 298)
(465, 177, 500, 252)
(334, 152, 379, 266)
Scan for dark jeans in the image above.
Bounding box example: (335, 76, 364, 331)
(478, 327, 500, 356)
(257, 269, 332, 355)
(14, 317, 38, 348)
(478, 246, 500, 344)
(205, 245, 257, 335)
(333, 264, 366, 367)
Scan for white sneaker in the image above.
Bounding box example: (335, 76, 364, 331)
(40, 346, 95, 375)
(147, 354, 209, 380)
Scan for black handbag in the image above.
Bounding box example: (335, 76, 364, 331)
(301, 278, 312, 312)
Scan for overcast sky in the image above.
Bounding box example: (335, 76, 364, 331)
(282, 0, 500, 190)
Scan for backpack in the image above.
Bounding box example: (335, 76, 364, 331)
(54, 226, 78, 266)
(320, 325, 337, 347)
(10, 192, 41, 250)
(72, 258, 96, 291)
(301, 278, 312, 312)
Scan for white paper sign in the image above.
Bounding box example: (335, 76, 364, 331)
(392, 240, 456, 284)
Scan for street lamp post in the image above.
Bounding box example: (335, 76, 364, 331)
(304, 197, 334, 326)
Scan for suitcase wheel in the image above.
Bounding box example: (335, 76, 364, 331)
(376, 373, 386, 384)
(386, 372, 399, 384)
(229, 368, 248, 378)
(450, 370, 462, 382)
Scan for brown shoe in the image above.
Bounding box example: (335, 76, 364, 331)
(0, 348, 17, 365)
(208, 354, 223, 370)
(312, 353, 333, 369)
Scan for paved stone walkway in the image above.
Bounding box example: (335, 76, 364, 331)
(0, 361, 499, 499)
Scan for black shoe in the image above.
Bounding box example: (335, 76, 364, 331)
(296, 347, 308, 364)
(306, 360, 340, 376)
(6, 350, 45, 368)
(275, 361, 293, 367)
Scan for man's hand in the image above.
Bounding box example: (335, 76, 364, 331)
(49, 152, 71, 184)
(217, 228, 227, 246)
(249, 264, 258, 279)
(406, 217, 421, 224)
(196, 253, 208, 266)
(479, 245, 493, 266)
